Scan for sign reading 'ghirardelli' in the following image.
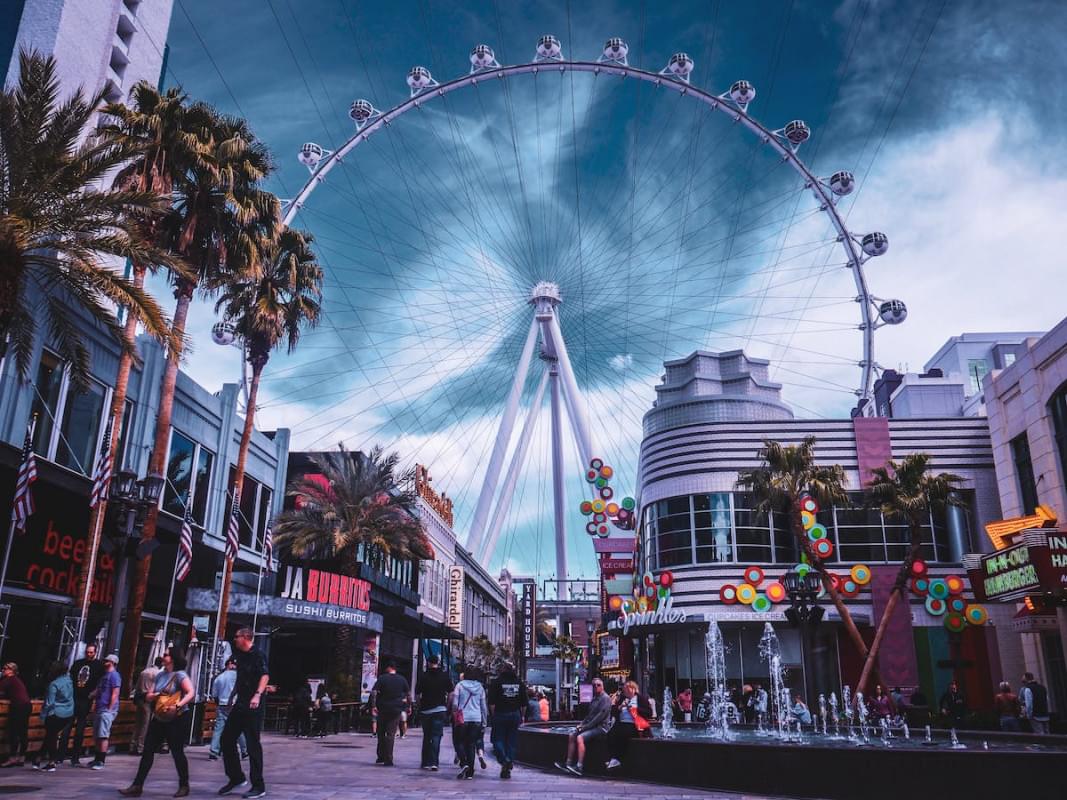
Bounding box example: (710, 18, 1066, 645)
(609, 595, 688, 635)
(447, 566, 465, 631)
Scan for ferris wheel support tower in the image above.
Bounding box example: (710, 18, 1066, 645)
(465, 282, 594, 598)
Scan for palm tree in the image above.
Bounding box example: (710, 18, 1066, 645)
(736, 437, 870, 665)
(211, 225, 323, 641)
(274, 445, 433, 676)
(0, 51, 179, 388)
(119, 111, 278, 680)
(856, 453, 963, 695)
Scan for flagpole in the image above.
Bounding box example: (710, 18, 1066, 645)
(75, 413, 114, 656)
(251, 565, 265, 634)
(0, 519, 19, 662)
(1, 417, 38, 663)
(161, 552, 179, 649)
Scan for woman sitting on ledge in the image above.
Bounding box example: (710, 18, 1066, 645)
(605, 681, 653, 771)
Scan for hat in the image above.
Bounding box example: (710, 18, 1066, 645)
(104, 654, 119, 665)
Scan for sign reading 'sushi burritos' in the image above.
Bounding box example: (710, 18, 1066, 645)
(185, 588, 384, 632)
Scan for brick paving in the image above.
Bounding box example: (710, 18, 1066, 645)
(0, 729, 788, 799)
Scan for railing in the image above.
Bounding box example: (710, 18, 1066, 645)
(262, 700, 366, 736)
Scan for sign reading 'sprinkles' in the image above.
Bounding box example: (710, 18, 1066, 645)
(279, 565, 371, 611)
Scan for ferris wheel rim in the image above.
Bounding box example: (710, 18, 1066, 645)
(282, 57, 888, 401)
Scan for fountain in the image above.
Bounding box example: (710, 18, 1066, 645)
(855, 691, 870, 744)
(704, 621, 732, 739)
(759, 623, 789, 739)
(818, 693, 828, 736)
(949, 728, 966, 749)
(842, 686, 855, 740)
(661, 687, 677, 739)
(829, 692, 841, 738)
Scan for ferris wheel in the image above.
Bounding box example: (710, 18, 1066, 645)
(265, 36, 906, 585)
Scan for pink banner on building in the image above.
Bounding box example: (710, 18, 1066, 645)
(853, 416, 892, 488)
(868, 565, 919, 690)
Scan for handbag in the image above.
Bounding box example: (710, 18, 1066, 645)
(153, 674, 182, 722)
(629, 698, 651, 733)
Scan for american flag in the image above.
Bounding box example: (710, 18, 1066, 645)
(11, 421, 38, 533)
(89, 416, 114, 508)
(225, 490, 240, 561)
(261, 523, 273, 573)
(175, 506, 194, 582)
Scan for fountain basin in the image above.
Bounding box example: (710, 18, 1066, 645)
(517, 723, 1066, 800)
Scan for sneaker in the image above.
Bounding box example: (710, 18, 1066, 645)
(218, 779, 249, 795)
(478, 754, 487, 769)
(118, 786, 143, 797)
(430, 766, 438, 772)
(243, 788, 267, 799)
(554, 761, 572, 773)
(89, 761, 105, 770)
(567, 763, 583, 776)
(209, 753, 219, 761)
(69, 759, 81, 768)
(30, 762, 41, 770)
(464, 768, 474, 780)
(42, 763, 57, 773)
(606, 758, 622, 770)
(456, 768, 467, 780)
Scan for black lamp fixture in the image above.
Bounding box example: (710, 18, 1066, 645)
(139, 471, 165, 505)
(783, 569, 824, 626)
(111, 468, 139, 503)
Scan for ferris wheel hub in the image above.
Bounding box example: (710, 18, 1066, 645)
(529, 281, 561, 307)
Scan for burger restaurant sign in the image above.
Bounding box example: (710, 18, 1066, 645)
(968, 530, 1067, 602)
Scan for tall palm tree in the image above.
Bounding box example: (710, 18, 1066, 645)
(274, 445, 433, 676)
(119, 111, 279, 680)
(736, 437, 870, 665)
(0, 51, 179, 387)
(211, 225, 323, 641)
(856, 453, 963, 695)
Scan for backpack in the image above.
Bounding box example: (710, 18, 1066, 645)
(1026, 682, 1049, 717)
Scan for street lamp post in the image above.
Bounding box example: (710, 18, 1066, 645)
(105, 468, 164, 656)
(783, 569, 824, 709)
(585, 618, 598, 681)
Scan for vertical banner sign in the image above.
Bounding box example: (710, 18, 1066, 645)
(360, 634, 379, 704)
(447, 566, 465, 631)
(522, 582, 536, 658)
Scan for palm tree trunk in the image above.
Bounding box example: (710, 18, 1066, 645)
(77, 263, 146, 612)
(118, 281, 194, 687)
(215, 356, 266, 641)
(855, 519, 924, 697)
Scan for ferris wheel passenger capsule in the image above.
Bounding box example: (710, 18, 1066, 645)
(470, 44, 497, 70)
(664, 52, 694, 80)
(211, 321, 236, 346)
(536, 35, 562, 60)
(829, 170, 855, 196)
(729, 80, 755, 105)
(861, 231, 889, 257)
(407, 66, 434, 91)
(297, 142, 323, 169)
(349, 99, 375, 123)
(783, 120, 811, 145)
(602, 38, 628, 62)
(878, 299, 908, 325)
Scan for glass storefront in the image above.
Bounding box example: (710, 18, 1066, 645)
(644, 491, 972, 568)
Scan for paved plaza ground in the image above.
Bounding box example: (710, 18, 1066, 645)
(0, 729, 788, 800)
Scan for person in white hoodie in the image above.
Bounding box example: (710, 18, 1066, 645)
(452, 666, 489, 780)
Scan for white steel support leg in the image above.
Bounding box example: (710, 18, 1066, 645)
(479, 367, 550, 566)
(550, 361, 569, 601)
(547, 312, 595, 467)
(466, 316, 540, 556)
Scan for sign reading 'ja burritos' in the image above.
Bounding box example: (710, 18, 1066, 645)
(185, 587, 384, 632)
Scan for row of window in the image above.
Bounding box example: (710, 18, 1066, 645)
(643, 491, 969, 570)
(1012, 383, 1067, 515)
(420, 559, 449, 610)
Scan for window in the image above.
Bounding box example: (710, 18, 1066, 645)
(967, 358, 990, 395)
(1011, 433, 1039, 513)
(694, 493, 733, 564)
(226, 467, 274, 549)
(29, 351, 108, 476)
(1050, 385, 1067, 491)
(163, 430, 213, 526)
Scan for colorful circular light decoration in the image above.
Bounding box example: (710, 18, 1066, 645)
(595, 477, 608, 489)
(766, 582, 787, 603)
(609, 595, 623, 611)
(590, 458, 604, 470)
(800, 511, 816, 530)
(645, 583, 657, 599)
(813, 538, 834, 559)
(600, 465, 614, 479)
(617, 508, 631, 522)
(621, 599, 635, 613)
(585, 522, 598, 535)
(637, 596, 649, 612)
(911, 559, 928, 577)
(840, 579, 860, 598)
(965, 604, 988, 626)
(591, 499, 606, 513)
(600, 486, 614, 501)
(795, 562, 812, 578)
(744, 566, 765, 586)
(945, 575, 965, 595)
(925, 596, 947, 616)
(948, 597, 966, 613)
(807, 524, 828, 541)
(586, 469, 599, 482)
(597, 525, 609, 537)
(752, 595, 772, 613)
(660, 571, 674, 588)
(801, 496, 819, 514)
(658, 586, 670, 602)
(580, 500, 593, 515)
(928, 579, 949, 600)
(828, 573, 842, 592)
(720, 584, 738, 604)
(621, 497, 636, 511)
(606, 502, 620, 516)
(736, 583, 758, 604)
(911, 577, 930, 596)
(643, 572, 655, 587)
(944, 612, 966, 633)
(850, 565, 872, 585)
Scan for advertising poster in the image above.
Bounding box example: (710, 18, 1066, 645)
(360, 634, 379, 704)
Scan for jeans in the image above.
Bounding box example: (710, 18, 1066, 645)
(37, 714, 73, 764)
(419, 711, 446, 768)
(211, 706, 247, 756)
(6, 704, 30, 757)
(222, 706, 264, 789)
(131, 699, 151, 753)
(376, 712, 400, 764)
(132, 714, 191, 788)
(607, 721, 638, 760)
(68, 699, 92, 760)
(458, 721, 481, 770)
(492, 711, 521, 765)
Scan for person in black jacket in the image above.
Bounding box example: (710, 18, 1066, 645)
(67, 643, 104, 766)
(605, 680, 652, 771)
(415, 655, 453, 770)
(488, 663, 526, 779)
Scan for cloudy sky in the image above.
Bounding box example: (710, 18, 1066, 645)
(161, 0, 1067, 581)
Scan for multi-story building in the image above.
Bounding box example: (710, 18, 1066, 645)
(624, 349, 1010, 712)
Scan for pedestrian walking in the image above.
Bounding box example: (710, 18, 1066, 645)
(415, 655, 453, 770)
(994, 681, 1021, 732)
(67, 642, 104, 765)
(488, 662, 525, 779)
(130, 658, 162, 756)
(218, 628, 269, 799)
(314, 684, 333, 737)
(118, 646, 196, 797)
(87, 654, 121, 770)
(1020, 672, 1050, 734)
(28, 661, 74, 771)
(293, 679, 313, 738)
(0, 662, 32, 767)
(210, 658, 246, 760)
(453, 666, 488, 780)
(371, 660, 410, 767)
